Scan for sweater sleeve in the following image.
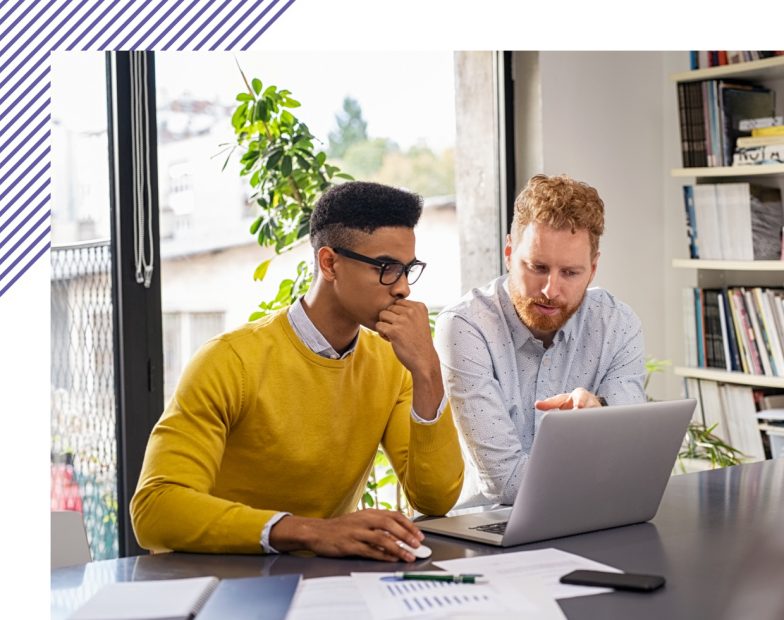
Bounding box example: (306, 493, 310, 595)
(381, 372, 464, 516)
(130, 338, 275, 554)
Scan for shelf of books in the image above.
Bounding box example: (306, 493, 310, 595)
(672, 259, 783, 271)
(671, 55, 784, 83)
(672, 51, 784, 461)
(675, 366, 784, 389)
(671, 164, 784, 178)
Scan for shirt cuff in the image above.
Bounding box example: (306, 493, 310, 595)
(411, 393, 448, 425)
(260, 511, 292, 554)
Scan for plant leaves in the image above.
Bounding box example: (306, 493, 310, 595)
(281, 155, 292, 176)
(231, 103, 247, 130)
(253, 258, 273, 282)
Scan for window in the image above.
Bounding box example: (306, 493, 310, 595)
(154, 52, 460, 397)
(50, 50, 117, 559)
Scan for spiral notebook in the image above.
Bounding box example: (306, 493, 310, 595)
(69, 574, 301, 620)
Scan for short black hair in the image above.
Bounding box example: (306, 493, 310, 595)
(309, 181, 423, 250)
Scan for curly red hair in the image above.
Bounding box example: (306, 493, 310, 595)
(511, 174, 605, 257)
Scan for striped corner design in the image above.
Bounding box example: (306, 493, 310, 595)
(0, 0, 298, 299)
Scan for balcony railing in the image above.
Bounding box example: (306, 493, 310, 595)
(51, 240, 118, 560)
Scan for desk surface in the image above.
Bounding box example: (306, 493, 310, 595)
(52, 459, 784, 620)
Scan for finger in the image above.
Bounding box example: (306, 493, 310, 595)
(535, 394, 569, 410)
(358, 541, 405, 562)
(571, 389, 599, 409)
(388, 298, 420, 311)
(366, 529, 416, 561)
(358, 508, 422, 544)
(380, 518, 423, 547)
(375, 321, 392, 340)
(378, 309, 405, 325)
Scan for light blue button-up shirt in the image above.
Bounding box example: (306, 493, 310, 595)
(434, 275, 646, 506)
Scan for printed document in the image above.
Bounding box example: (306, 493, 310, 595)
(287, 576, 369, 620)
(351, 571, 565, 619)
(434, 548, 620, 599)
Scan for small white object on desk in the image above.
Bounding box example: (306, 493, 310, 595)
(396, 540, 432, 559)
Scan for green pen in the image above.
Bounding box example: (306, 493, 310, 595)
(394, 572, 486, 584)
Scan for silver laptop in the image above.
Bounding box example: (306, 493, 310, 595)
(419, 399, 696, 546)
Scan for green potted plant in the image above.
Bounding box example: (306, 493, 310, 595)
(644, 358, 744, 473)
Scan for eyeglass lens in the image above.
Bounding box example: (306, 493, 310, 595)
(380, 262, 425, 285)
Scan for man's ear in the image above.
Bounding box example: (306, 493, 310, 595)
(317, 246, 337, 282)
(503, 234, 513, 271)
(588, 251, 600, 284)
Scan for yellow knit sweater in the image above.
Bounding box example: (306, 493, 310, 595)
(131, 310, 464, 553)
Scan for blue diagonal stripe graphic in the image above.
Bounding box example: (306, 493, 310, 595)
(0, 222, 51, 283)
(187, 0, 234, 50)
(0, 0, 298, 300)
(161, 0, 211, 49)
(0, 64, 50, 114)
(0, 240, 51, 298)
(0, 208, 50, 268)
(241, 0, 297, 49)
(0, 180, 50, 235)
(0, 0, 59, 60)
(207, 0, 264, 50)
(0, 85, 48, 140)
(68, 0, 123, 50)
(128, 0, 183, 50)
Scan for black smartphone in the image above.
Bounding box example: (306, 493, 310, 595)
(559, 569, 665, 592)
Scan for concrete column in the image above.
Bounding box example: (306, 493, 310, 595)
(454, 52, 504, 293)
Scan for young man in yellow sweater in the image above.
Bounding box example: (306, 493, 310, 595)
(131, 181, 463, 562)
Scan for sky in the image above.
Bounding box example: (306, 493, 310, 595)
(52, 51, 457, 152)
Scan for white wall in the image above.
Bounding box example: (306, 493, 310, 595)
(513, 51, 691, 400)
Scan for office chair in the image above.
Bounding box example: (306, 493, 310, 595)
(51, 510, 91, 569)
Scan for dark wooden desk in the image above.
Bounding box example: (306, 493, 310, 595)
(52, 459, 784, 619)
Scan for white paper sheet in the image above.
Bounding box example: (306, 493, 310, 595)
(286, 576, 370, 620)
(350, 571, 565, 619)
(434, 548, 620, 599)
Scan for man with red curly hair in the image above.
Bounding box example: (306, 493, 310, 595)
(435, 174, 646, 506)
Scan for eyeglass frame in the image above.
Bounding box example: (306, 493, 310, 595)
(331, 247, 427, 285)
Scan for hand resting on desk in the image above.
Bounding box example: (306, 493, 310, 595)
(270, 509, 426, 562)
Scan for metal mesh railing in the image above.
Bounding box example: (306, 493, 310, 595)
(51, 241, 118, 560)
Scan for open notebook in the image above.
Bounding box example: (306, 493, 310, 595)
(69, 574, 301, 620)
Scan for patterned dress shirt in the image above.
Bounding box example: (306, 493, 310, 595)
(434, 275, 646, 506)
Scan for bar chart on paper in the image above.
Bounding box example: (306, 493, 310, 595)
(350, 572, 562, 619)
(384, 578, 496, 614)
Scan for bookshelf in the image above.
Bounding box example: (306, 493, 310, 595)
(671, 55, 784, 459)
(672, 163, 784, 178)
(672, 259, 783, 271)
(670, 56, 784, 83)
(674, 366, 784, 389)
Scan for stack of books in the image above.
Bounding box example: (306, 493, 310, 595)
(690, 51, 784, 69)
(677, 79, 775, 168)
(683, 287, 784, 378)
(733, 118, 784, 165)
(682, 183, 783, 260)
(683, 378, 766, 461)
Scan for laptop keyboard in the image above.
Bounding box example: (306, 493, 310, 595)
(470, 521, 508, 535)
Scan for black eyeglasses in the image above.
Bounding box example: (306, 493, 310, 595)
(332, 247, 426, 285)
